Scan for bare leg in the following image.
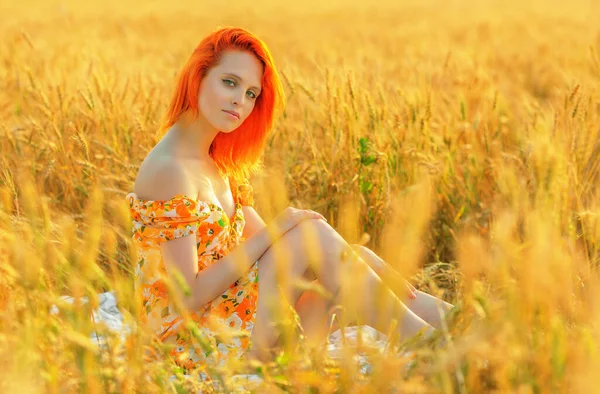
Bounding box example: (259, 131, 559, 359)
(404, 290, 454, 329)
(351, 244, 454, 329)
(293, 249, 453, 348)
(292, 282, 343, 348)
(245, 219, 434, 362)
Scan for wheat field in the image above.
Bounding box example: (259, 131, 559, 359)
(1, 0, 600, 392)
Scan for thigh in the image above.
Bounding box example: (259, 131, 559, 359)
(256, 219, 343, 301)
(255, 239, 315, 307)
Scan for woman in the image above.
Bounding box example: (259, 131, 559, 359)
(126, 26, 453, 373)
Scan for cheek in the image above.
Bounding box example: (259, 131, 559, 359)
(200, 79, 225, 99)
(243, 101, 257, 118)
(198, 84, 222, 114)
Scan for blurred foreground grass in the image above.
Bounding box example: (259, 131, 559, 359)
(1, 0, 600, 392)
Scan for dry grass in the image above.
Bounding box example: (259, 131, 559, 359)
(1, 0, 600, 392)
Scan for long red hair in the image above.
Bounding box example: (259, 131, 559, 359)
(160, 27, 285, 182)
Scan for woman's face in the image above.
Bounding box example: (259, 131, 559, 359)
(197, 50, 264, 133)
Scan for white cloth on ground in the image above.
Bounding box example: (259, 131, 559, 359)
(50, 291, 409, 390)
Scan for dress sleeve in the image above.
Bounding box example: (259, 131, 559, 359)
(127, 194, 211, 244)
(232, 178, 255, 207)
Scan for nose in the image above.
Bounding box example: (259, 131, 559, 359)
(231, 92, 245, 107)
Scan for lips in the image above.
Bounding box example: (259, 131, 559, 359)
(223, 110, 240, 120)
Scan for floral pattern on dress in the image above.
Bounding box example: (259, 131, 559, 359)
(126, 178, 258, 373)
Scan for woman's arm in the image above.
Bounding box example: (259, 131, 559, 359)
(181, 207, 323, 311)
(168, 222, 274, 311)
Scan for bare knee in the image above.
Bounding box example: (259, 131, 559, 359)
(289, 218, 337, 240)
(279, 219, 348, 290)
(261, 219, 331, 265)
(276, 219, 339, 263)
(257, 219, 332, 294)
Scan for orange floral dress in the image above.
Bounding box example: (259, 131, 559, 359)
(126, 178, 258, 373)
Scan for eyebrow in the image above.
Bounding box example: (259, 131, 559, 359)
(223, 73, 262, 92)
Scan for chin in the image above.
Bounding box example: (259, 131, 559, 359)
(218, 125, 239, 134)
(218, 119, 244, 133)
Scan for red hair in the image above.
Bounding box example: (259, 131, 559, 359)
(160, 27, 285, 182)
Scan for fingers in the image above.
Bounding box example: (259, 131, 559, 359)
(287, 207, 327, 223)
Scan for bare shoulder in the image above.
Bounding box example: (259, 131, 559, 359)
(133, 155, 196, 201)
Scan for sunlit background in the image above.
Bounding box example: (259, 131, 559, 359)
(1, 0, 600, 392)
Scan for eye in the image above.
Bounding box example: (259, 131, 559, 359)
(223, 79, 235, 87)
(246, 91, 257, 99)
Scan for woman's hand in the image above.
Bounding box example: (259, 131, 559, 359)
(269, 206, 327, 237)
